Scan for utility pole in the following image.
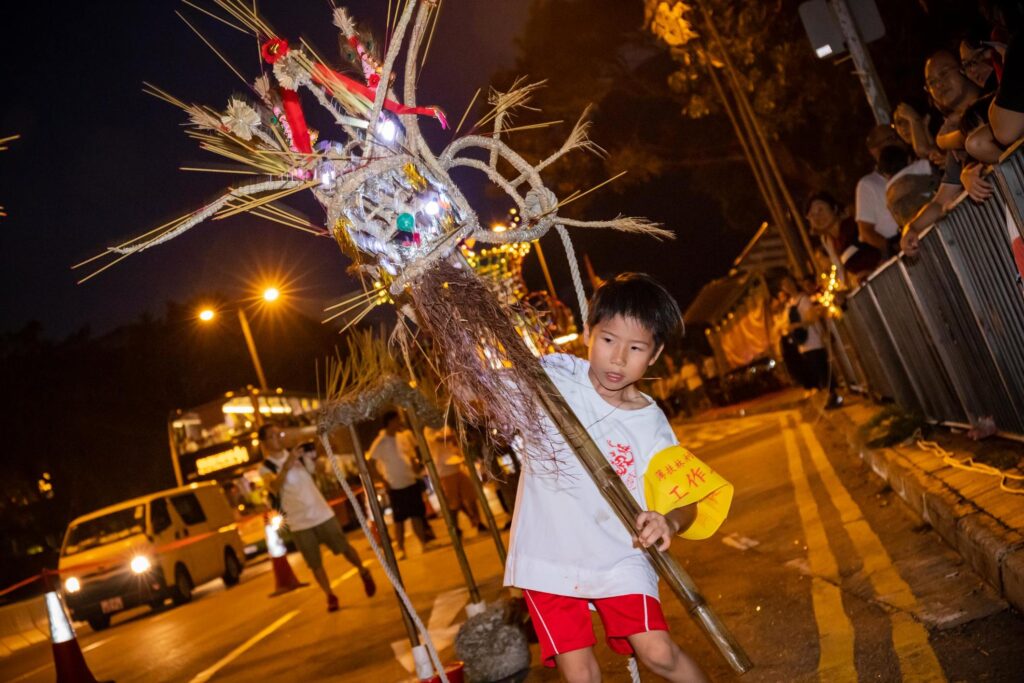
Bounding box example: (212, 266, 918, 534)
(826, 0, 891, 124)
(237, 308, 269, 392)
(698, 3, 816, 278)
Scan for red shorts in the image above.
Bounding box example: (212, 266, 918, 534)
(522, 589, 669, 667)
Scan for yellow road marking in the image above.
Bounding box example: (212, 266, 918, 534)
(188, 610, 299, 683)
(330, 558, 374, 589)
(780, 416, 857, 682)
(798, 423, 945, 681)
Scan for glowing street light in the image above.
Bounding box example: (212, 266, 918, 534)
(492, 223, 507, 233)
(196, 284, 283, 392)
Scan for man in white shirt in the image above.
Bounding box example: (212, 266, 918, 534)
(368, 412, 431, 560)
(855, 125, 903, 256)
(259, 424, 375, 612)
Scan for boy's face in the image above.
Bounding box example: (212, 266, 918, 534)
(584, 314, 663, 395)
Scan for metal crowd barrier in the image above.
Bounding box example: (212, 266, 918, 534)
(842, 143, 1024, 439)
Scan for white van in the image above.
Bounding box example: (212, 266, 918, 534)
(58, 482, 246, 631)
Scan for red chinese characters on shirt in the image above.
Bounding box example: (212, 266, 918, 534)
(607, 440, 636, 490)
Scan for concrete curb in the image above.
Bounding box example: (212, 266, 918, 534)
(821, 407, 1024, 616)
(0, 596, 49, 658)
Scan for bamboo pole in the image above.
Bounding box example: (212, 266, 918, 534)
(524, 360, 754, 674)
(404, 412, 483, 604)
(460, 428, 507, 564)
(348, 424, 420, 647)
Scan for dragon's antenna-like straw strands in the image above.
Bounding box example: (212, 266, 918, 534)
(554, 170, 628, 210)
(419, 0, 442, 69)
(213, 0, 277, 38)
(323, 288, 380, 312)
(176, 11, 250, 87)
(213, 180, 318, 220)
(452, 87, 480, 138)
(180, 166, 260, 175)
(181, 0, 252, 35)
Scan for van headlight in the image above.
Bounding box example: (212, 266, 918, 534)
(64, 577, 81, 593)
(130, 555, 152, 574)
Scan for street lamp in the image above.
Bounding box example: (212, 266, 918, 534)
(197, 285, 282, 392)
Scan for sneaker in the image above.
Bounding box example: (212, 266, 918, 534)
(360, 569, 376, 598)
(825, 394, 844, 410)
(327, 594, 339, 613)
(476, 523, 489, 533)
(395, 549, 407, 561)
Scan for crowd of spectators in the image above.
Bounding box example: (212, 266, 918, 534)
(803, 0, 1023, 283)
(768, 1, 1023, 406)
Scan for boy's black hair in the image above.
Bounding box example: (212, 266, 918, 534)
(380, 410, 400, 425)
(586, 272, 682, 347)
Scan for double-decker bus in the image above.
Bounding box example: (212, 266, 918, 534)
(168, 388, 322, 488)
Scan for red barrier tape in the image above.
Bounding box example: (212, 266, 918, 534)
(0, 486, 369, 599)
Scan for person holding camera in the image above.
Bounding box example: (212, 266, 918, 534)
(259, 423, 376, 612)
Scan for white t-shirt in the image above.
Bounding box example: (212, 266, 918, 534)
(260, 451, 334, 531)
(855, 170, 900, 239)
(504, 354, 678, 599)
(795, 294, 823, 353)
(368, 430, 419, 489)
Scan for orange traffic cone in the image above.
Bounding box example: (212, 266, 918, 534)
(45, 591, 112, 683)
(265, 518, 307, 597)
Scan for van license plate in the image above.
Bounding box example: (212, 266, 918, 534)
(100, 596, 123, 613)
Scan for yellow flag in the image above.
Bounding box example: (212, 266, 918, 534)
(643, 445, 733, 540)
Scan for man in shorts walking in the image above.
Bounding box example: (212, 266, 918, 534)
(259, 423, 376, 612)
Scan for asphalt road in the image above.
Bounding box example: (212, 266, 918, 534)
(1, 404, 1021, 682)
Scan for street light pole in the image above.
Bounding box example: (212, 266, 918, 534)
(236, 308, 269, 392)
(826, 0, 891, 124)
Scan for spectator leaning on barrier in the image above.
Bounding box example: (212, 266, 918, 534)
(959, 35, 1001, 92)
(901, 50, 983, 255)
(982, 0, 1024, 146)
(805, 190, 881, 285)
(258, 423, 376, 612)
(854, 125, 904, 257)
(960, 3, 1024, 192)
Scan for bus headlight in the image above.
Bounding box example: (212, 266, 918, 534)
(130, 555, 152, 574)
(64, 577, 81, 593)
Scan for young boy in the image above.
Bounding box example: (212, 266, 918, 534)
(505, 273, 733, 682)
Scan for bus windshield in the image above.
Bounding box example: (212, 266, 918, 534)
(63, 505, 146, 556)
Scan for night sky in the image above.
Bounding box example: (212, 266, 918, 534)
(0, 1, 534, 337)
